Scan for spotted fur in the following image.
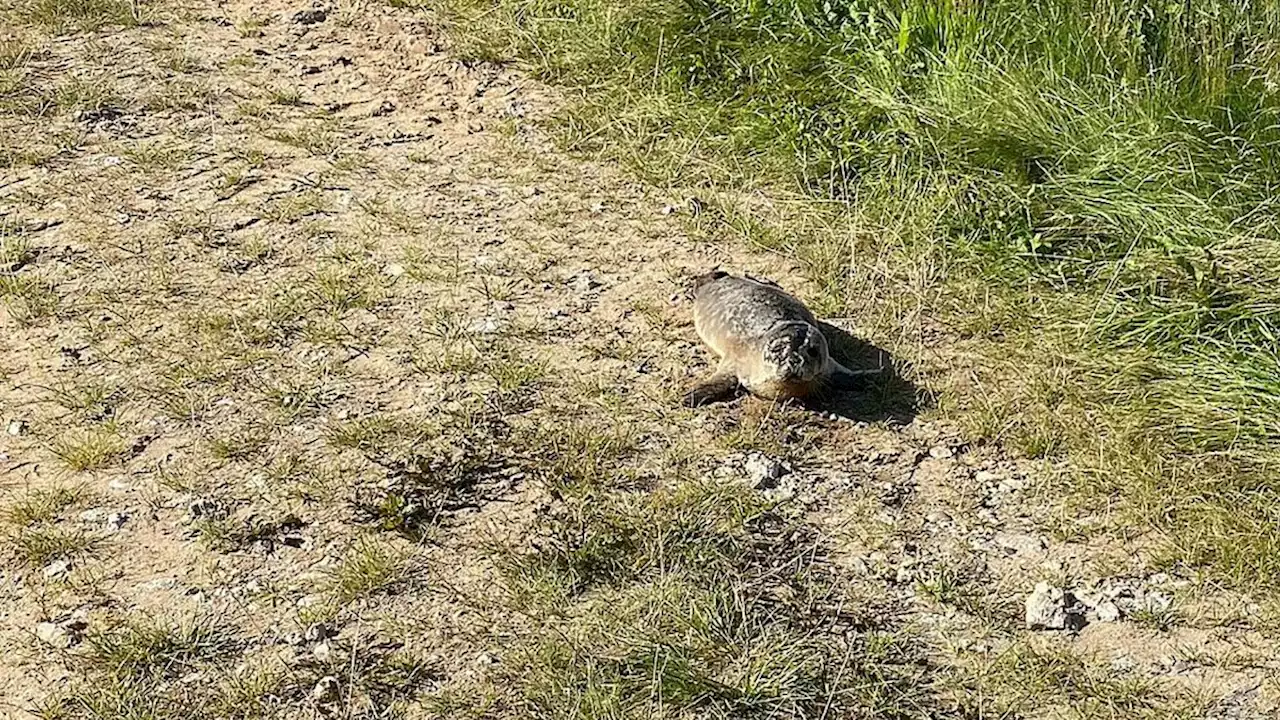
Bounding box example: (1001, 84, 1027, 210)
(684, 272, 879, 406)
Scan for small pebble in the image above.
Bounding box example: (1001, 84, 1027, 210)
(313, 639, 334, 662)
(928, 445, 954, 460)
(36, 622, 75, 649)
(311, 675, 340, 703)
(42, 560, 71, 580)
(1025, 581, 1067, 630)
(1095, 600, 1122, 623)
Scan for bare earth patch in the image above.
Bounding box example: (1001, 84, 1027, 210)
(0, 0, 1277, 718)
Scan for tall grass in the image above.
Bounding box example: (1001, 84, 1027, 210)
(442, 0, 1280, 589)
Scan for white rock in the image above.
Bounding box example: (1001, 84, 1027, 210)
(383, 263, 405, 277)
(108, 479, 131, 492)
(467, 317, 503, 335)
(997, 477, 1027, 493)
(36, 622, 74, 648)
(743, 452, 788, 489)
(79, 508, 106, 523)
(42, 560, 71, 579)
(105, 512, 128, 531)
(1143, 590, 1172, 612)
(6, 419, 26, 436)
(1025, 581, 1067, 630)
(569, 272, 602, 294)
(313, 639, 334, 662)
(1095, 600, 1122, 623)
(101, 155, 122, 166)
(928, 445, 954, 460)
(312, 675, 340, 703)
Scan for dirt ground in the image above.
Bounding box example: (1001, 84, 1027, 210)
(1, 1, 1277, 718)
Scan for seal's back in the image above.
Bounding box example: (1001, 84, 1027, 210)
(692, 273, 817, 357)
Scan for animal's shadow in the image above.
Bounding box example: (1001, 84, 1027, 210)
(803, 320, 928, 424)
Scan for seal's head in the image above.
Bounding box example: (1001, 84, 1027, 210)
(762, 322, 829, 385)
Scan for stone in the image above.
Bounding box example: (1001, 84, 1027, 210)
(292, 8, 329, 24)
(1094, 600, 1122, 623)
(304, 623, 331, 642)
(1025, 581, 1067, 630)
(928, 445, 954, 460)
(383, 263, 405, 277)
(311, 675, 340, 703)
(6, 419, 26, 436)
(42, 560, 71, 580)
(997, 477, 1027, 493)
(1143, 590, 1173, 612)
(743, 452, 788, 489)
(79, 508, 106, 523)
(569, 271, 602, 294)
(36, 622, 75, 648)
(467, 317, 503, 335)
(105, 512, 128, 531)
(312, 639, 334, 662)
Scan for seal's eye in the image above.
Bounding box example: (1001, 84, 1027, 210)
(807, 346, 818, 358)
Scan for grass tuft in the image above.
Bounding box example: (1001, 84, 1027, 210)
(327, 538, 411, 604)
(22, 0, 143, 31)
(48, 426, 130, 471)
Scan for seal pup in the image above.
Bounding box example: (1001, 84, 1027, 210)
(683, 270, 880, 407)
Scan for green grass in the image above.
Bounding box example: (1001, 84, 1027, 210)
(21, 0, 142, 32)
(326, 538, 411, 604)
(438, 0, 1280, 589)
(1, 484, 91, 526)
(48, 426, 130, 471)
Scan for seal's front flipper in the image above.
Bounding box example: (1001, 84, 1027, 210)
(682, 369, 743, 407)
(827, 361, 883, 392)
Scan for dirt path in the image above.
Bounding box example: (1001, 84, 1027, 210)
(1, 1, 1276, 717)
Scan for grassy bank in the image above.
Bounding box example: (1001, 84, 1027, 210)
(437, 0, 1280, 589)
